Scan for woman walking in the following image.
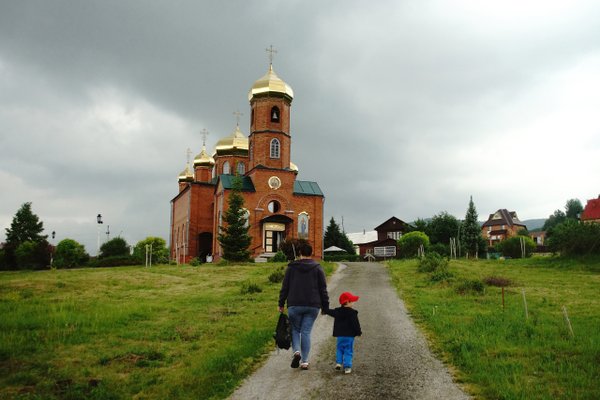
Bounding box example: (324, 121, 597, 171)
(278, 242, 329, 370)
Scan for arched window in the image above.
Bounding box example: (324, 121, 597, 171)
(270, 138, 280, 159)
(271, 106, 280, 122)
(237, 161, 245, 175)
(223, 161, 230, 175)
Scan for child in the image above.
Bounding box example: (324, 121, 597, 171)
(325, 291, 362, 374)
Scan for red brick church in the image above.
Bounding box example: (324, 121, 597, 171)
(170, 60, 324, 263)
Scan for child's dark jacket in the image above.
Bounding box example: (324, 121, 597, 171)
(325, 306, 362, 337)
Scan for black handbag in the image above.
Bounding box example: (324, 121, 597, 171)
(273, 313, 291, 350)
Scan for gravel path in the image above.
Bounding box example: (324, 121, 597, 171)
(229, 262, 470, 400)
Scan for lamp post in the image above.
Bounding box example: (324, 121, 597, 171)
(51, 231, 56, 266)
(97, 214, 103, 255)
(106, 225, 110, 241)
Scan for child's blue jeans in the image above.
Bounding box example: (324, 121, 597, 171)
(336, 336, 355, 368)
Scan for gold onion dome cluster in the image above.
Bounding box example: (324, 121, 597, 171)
(215, 125, 248, 154)
(178, 164, 194, 182)
(248, 64, 294, 102)
(193, 146, 215, 167)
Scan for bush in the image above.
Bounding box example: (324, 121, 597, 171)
(99, 237, 130, 258)
(455, 279, 485, 295)
(270, 251, 287, 262)
(240, 282, 263, 294)
(397, 231, 430, 258)
(189, 257, 200, 266)
(268, 267, 285, 283)
(483, 276, 512, 287)
(547, 220, 600, 256)
(495, 236, 536, 258)
(132, 237, 169, 265)
(417, 252, 449, 273)
(53, 238, 89, 269)
(94, 255, 139, 268)
(430, 269, 454, 282)
(323, 254, 360, 262)
(15, 240, 51, 270)
(428, 243, 450, 257)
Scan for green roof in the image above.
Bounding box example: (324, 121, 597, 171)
(294, 181, 324, 196)
(219, 175, 256, 191)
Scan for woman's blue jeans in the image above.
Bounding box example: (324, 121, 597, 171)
(287, 306, 320, 363)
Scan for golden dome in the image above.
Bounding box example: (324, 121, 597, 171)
(215, 125, 249, 154)
(290, 161, 298, 173)
(194, 145, 215, 167)
(248, 65, 294, 102)
(178, 164, 194, 182)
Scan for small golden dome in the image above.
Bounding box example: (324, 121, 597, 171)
(290, 161, 299, 173)
(248, 65, 294, 102)
(194, 145, 215, 167)
(178, 164, 194, 182)
(215, 125, 249, 154)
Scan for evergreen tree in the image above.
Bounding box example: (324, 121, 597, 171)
(323, 217, 355, 254)
(5, 202, 47, 245)
(462, 196, 484, 258)
(217, 177, 251, 262)
(2, 202, 48, 269)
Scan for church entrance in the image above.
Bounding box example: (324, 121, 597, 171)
(198, 232, 212, 262)
(263, 222, 285, 253)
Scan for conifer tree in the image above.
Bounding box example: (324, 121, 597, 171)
(462, 196, 483, 258)
(5, 202, 47, 245)
(323, 217, 355, 254)
(217, 177, 251, 262)
(2, 202, 49, 269)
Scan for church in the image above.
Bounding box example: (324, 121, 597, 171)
(170, 58, 325, 263)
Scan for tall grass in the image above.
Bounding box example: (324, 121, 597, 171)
(0, 262, 334, 399)
(387, 256, 600, 400)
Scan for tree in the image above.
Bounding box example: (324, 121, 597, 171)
(133, 237, 169, 264)
(495, 236, 536, 258)
(397, 231, 429, 258)
(279, 238, 310, 261)
(547, 219, 600, 256)
(462, 196, 484, 258)
(565, 198, 584, 220)
(412, 218, 428, 233)
(323, 217, 355, 254)
(217, 177, 251, 262)
(99, 237, 130, 258)
(427, 211, 460, 245)
(543, 209, 566, 232)
(54, 239, 89, 268)
(3, 202, 49, 269)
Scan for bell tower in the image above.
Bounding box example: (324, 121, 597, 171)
(247, 47, 294, 172)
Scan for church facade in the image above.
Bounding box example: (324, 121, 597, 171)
(170, 63, 324, 263)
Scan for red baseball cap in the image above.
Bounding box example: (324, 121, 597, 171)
(339, 291, 359, 305)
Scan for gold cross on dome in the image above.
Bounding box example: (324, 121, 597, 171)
(232, 110, 243, 126)
(266, 45, 278, 65)
(200, 128, 209, 147)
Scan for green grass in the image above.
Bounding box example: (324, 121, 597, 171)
(387, 256, 600, 400)
(0, 262, 335, 399)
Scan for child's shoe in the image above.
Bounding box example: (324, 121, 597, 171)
(335, 363, 342, 370)
(344, 367, 352, 374)
(300, 362, 309, 370)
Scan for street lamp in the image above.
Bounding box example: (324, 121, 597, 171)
(51, 231, 56, 266)
(106, 225, 110, 241)
(97, 214, 103, 255)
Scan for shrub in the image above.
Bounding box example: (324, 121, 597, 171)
(268, 267, 285, 283)
(428, 243, 450, 257)
(483, 276, 512, 287)
(495, 236, 535, 258)
(240, 282, 263, 294)
(132, 237, 169, 264)
(99, 237, 130, 258)
(418, 252, 449, 273)
(397, 231, 430, 258)
(455, 279, 485, 295)
(323, 254, 360, 262)
(189, 257, 200, 266)
(547, 220, 600, 256)
(430, 269, 454, 282)
(53, 238, 89, 269)
(270, 251, 287, 262)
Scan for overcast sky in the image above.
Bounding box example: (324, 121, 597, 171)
(1, 1, 599, 255)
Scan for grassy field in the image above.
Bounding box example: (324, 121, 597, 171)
(387, 256, 600, 400)
(0, 262, 334, 399)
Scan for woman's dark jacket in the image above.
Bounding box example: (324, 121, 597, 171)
(325, 307, 362, 337)
(278, 258, 329, 310)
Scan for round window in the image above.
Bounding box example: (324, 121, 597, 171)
(268, 200, 280, 213)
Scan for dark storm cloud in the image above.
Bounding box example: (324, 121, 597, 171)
(1, 1, 600, 252)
